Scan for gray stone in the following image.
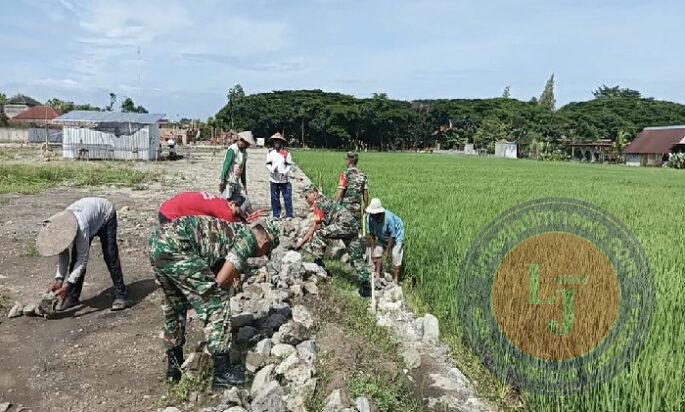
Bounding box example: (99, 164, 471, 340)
(303, 281, 318, 295)
(401, 346, 421, 369)
(447, 367, 470, 389)
(429, 373, 459, 391)
(163, 408, 181, 412)
(284, 394, 308, 412)
(292, 305, 314, 329)
(289, 284, 303, 297)
(296, 340, 318, 364)
(0, 403, 10, 412)
(246, 351, 267, 373)
(223, 407, 247, 412)
(258, 312, 289, 336)
(278, 321, 308, 345)
(340, 253, 350, 264)
(250, 380, 286, 412)
(22, 303, 38, 316)
(355, 396, 372, 412)
(422, 314, 440, 344)
(254, 338, 273, 356)
(281, 250, 303, 267)
(284, 364, 315, 386)
(236, 326, 260, 345)
(271, 343, 296, 358)
(323, 389, 354, 412)
(221, 386, 248, 408)
(230, 313, 255, 331)
(326, 240, 346, 259)
(271, 331, 283, 344)
(250, 364, 276, 396)
(275, 353, 300, 375)
(7, 302, 23, 318)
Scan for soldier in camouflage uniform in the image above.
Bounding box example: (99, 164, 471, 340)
(335, 151, 369, 232)
(295, 185, 373, 297)
(148, 216, 279, 389)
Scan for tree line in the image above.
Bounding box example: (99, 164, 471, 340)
(210, 80, 685, 155)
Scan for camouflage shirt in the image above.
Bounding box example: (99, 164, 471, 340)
(150, 216, 257, 273)
(313, 196, 354, 226)
(338, 167, 368, 211)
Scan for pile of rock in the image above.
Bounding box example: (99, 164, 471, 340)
(5, 292, 58, 319)
(191, 237, 329, 412)
(371, 275, 492, 412)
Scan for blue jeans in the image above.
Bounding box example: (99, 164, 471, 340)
(270, 182, 293, 219)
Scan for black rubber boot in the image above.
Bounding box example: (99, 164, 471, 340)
(359, 281, 372, 298)
(212, 354, 247, 390)
(166, 346, 184, 384)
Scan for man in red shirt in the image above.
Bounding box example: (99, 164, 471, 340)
(158, 192, 243, 224)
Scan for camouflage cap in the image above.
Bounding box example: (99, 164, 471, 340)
(251, 218, 280, 248)
(301, 183, 319, 197)
(346, 151, 358, 160)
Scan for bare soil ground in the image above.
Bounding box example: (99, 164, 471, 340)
(0, 148, 283, 411)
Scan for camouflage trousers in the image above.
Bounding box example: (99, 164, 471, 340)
(344, 203, 363, 233)
(149, 234, 231, 354)
(306, 220, 371, 282)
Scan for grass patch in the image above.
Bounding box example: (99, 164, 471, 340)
(0, 149, 16, 161)
(0, 163, 160, 194)
(158, 372, 211, 408)
(24, 242, 40, 257)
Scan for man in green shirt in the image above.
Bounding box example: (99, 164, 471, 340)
(149, 217, 278, 389)
(219, 131, 254, 214)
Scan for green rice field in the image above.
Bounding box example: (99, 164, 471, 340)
(295, 150, 685, 412)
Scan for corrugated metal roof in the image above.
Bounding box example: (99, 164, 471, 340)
(55, 111, 165, 125)
(624, 127, 685, 154)
(644, 125, 685, 131)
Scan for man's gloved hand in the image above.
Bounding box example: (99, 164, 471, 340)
(55, 283, 72, 301)
(49, 279, 64, 293)
(219, 182, 226, 194)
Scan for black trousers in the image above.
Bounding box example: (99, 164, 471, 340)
(68, 212, 128, 301)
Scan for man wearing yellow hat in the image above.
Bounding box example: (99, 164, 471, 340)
(36, 197, 128, 312)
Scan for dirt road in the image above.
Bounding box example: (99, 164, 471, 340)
(0, 148, 308, 411)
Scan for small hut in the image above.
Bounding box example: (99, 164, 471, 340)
(55, 111, 165, 161)
(494, 140, 517, 159)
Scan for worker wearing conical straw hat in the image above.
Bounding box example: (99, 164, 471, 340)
(36, 197, 128, 312)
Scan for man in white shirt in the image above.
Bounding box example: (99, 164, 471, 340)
(265, 132, 293, 220)
(37, 197, 128, 312)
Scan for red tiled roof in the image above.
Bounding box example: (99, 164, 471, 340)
(11, 106, 60, 121)
(624, 127, 685, 154)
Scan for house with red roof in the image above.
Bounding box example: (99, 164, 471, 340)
(624, 126, 685, 167)
(8, 106, 61, 126)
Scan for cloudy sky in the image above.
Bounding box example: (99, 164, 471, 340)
(2, 0, 684, 118)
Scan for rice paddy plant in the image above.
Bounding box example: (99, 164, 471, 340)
(294, 149, 685, 412)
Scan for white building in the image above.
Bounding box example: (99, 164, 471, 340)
(55, 111, 165, 161)
(495, 140, 517, 159)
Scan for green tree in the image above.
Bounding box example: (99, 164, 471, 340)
(593, 85, 641, 100)
(539, 74, 556, 111)
(0, 92, 7, 126)
(226, 84, 246, 130)
(120, 97, 148, 113)
(105, 93, 117, 111)
(502, 85, 511, 99)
